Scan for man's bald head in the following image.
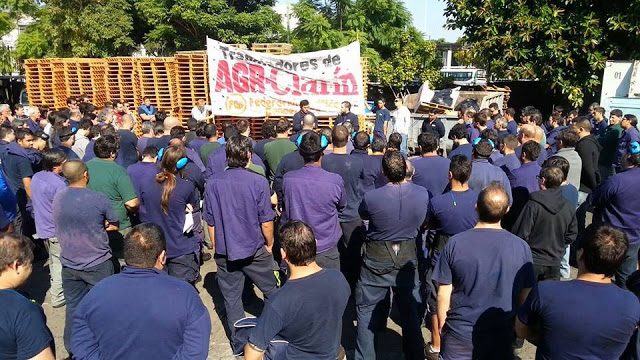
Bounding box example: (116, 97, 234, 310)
(533, 126, 543, 142)
(476, 182, 510, 223)
(121, 114, 134, 129)
(519, 124, 537, 143)
(302, 114, 315, 129)
(168, 138, 183, 147)
(163, 116, 180, 132)
(62, 159, 88, 184)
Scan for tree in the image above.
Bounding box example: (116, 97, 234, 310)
(15, 0, 135, 58)
(444, 0, 640, 106)
(135, 0, 284, 55)
(0, 0, 40, 71)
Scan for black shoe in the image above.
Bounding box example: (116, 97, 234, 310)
(202, 252, 212, 261)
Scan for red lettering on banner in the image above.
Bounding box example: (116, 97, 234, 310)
(269, 68, 290, 95)
(248, 64, 265, 93)
(291, 74, 301, 96)
(215, 60, 233, 92)
(232, 63, 249, 92)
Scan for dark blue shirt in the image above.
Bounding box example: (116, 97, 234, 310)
(335, 112, 359, 132)
(422, 119, 446, 138)
(0, 290, 52, 360)
(426, 189, 478, 236)
(615, 127, 640, 169)
(72, 267, 211, 360)
(274, 150, 304, 203)
(518, 280, 640, 360)
(57, 145, 79, 160)
(249, 269, 350, 359)
(139, 171, 199, 259)
(515, 143, 549, 166)
(374, 108, 391, 133)
(434, 228, 535, 344)
(411, 156, 451, 197)
(545, 126, 566, 156)
(589, 167, 640, 245)
(508, 161, 541, 195)
(187, 137, 207, 154)
(204, 168, 275, 260)
(115, 130, 139, 169)
(493, 153, 521, 174)
(592, 118, 609, 136)
(82, 139, 96, 162)
(359, 183, 429, 241)
(127, 162, 159, 220)
(53, 187, 118, 270)
(322, 153, 365, 222)
(204, 144, 266, 179)
(466, 124, 480, 143)
(448, 143, 473, 161)
(283, 165, 346, 252)
(507, 120, 518, 135)
(292, 111, 317, 132)
(469, 159, 513, 204)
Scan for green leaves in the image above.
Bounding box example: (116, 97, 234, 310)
(445, 0, 640, 106)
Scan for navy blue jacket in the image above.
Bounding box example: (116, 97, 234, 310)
(71, 267, 211, 359)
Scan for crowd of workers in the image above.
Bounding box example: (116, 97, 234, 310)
(0, 94, 639, 360)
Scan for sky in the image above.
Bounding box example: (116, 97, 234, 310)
(275, 0, 463, 43)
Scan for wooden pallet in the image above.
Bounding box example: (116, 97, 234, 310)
(251, 43, 292, 55)
(416, 101, 454, 114)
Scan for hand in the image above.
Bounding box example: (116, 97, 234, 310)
(185, 204, 193, 213)
(265, 245, 273, 255)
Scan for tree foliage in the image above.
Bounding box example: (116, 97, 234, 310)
(15, 0, 284, 58)
(292, 0, 442, 90)
(445, 0, 640, 106)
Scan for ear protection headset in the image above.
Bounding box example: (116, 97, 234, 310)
(630, 141, 640, 155)
(157, 147, 188, 170)
(473, 137, 495, 149)
(351, 132, 374, 145)
(296, 132, 329, 150)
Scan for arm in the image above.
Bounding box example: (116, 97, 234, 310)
(105, 220, 119, 232)
(71, 308, 103, 360)
(512, 203, 535, 242)
(437, 120, 446, 138)
(22, 177, 32, 199)
(29, 347, 55, 360)
(244, 343, 266, 360)
(124, 198, 140, 212)
(436, 284, 453, 333)
(515, 287, 542, 345)
(206, 224, 216, 253)
(564, 213, 578, 245)
(261, 221, 274, 254)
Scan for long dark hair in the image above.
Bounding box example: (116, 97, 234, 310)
(156, 145, 186, 215)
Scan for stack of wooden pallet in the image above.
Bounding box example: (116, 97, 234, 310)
(251, 43, 292, 55)
(136, 57, 177, 116)
(361, 57, 369, 99)
(52, 60, 66, 109)
(482, 84, 511, 110)
(174, 51, 209, 125)
(25, 59, 56, 108)
(105, 57, 137, 109)
(60, 59, 107, 108)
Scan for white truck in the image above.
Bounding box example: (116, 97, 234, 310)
(600, 60, 640, 117)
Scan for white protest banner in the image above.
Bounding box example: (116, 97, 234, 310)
(207, 38, 364, 117)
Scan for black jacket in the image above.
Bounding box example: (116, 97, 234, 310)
(512, 187, 578, 267)
(575, 134, 601, 193)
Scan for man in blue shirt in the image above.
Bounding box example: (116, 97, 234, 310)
(421, 109, 446, 140)
(589, 143, 640, 288)
(245, 221, 350, 360)
(517, 223, 640, 359)
(137, 96, 156, 122)
(468, 139, 513, 204)
(0, 234, 55, 360)
(335, 101, 359, 132)
(203, 135, 278, 355)
(72, 223, 211, 359)
(283, 132, 347, 270)
(322, 125, 365, 288)
(434, 183, 535, 359)
(494, 134, 520, 174)
(615, 114, 640, 173)
(505, 108, 518, 135)
(373, 98, 391, 139)
(56, 126, 80, 160)
(411, 132, 450, 197)
(292, 99, 317, 132)
(355, 151, 430, 360)
(447, 123, 472, 160)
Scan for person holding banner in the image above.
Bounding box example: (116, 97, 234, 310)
(335, 102, 359, 132)
(292, 100, 317, 132)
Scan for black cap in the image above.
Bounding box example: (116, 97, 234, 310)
(58, 126, 77, 139)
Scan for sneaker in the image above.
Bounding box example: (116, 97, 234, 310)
(52, 301, 66, 309)
(202, 252, 212, 261)
(425, 342, 440, 360)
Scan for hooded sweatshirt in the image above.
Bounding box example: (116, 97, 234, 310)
(512, 187, 578, 267)
(575, 134, 602, 193)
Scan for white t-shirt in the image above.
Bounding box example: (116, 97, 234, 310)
(191, 105, 213, 121)
(392, 106, 411, 134)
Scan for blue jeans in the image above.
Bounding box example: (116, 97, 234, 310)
(616, 242, 640, 289)
(355, 257, 423, 360)
(401, 134, 408, 154)
(560, 246, 571, 279)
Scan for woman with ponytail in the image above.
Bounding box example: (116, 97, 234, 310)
(138, 145, 201, 284)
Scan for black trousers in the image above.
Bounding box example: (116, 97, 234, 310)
(339, 219, 366, 287)
(534, 264, 561, 282)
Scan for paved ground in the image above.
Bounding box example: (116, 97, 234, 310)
(20, 248, 551, 360)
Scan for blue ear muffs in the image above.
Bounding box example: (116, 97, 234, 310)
(369, 135, 373, 144)
(296, 132, 329, 152)
(157, 147, 188, 169)
(71, 127, 77, 134)
(176, 157, 188, 169)
(630, 142, 640, 155)
(351, 132, 357, 140)
(473, 137, 495, 149)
